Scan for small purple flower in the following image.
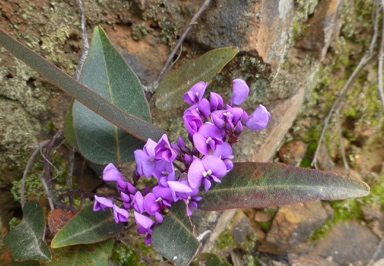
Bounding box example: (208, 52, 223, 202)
(151, 160, 176, 187)
(230, 79, 249, 105)
(93, 195, 114, 211)
(121, 191, 134, 209)
(113, 204, 129, 223)
(183, 81, 208, 105)
(134, 138, 158, 178)
(212, 142, 234, 171)
(134, 211, 155, 245)
(209, 92, 224, 111)
(168, 179, 201, 216)
(188, 155, 227, 191)
(103, 163, 123, 182)
(183, 108, 203, 136)
(144, 186, 174, 223)
(211, 105, 246, 131)
(117, 176, 137, 195)
(132, 191, 144, 213)
(193, 123, 224, 155)
(154, 134, 177, 162)
(245, 104, 271, 130)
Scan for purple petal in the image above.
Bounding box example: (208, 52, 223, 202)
(197, 98, 211, 118)
(231, 79, 249, 105)
(183, 81, 208, 104)
(245, 104, 271, 130)
(134, 211, 155, 229)
(133, 191, 144, 213)
(154, 134, 177, 162)
(93, 195, 114, 211)
(209, 92, 224, 111)
(134, 150, 155, 178)
(188, 159, 205, 189)
(103, 163, 123, 182)
(113, 204, 129, 223)
(201, 155, 227, 178)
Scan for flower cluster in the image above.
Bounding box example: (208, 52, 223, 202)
(93, 79, 270, 244)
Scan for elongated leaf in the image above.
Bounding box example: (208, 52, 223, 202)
(72, 27, 150, 164)
(44, 239, 114, 266)
(51, 205, 123, 248)
(0, 28, 164, 142)
(63, 100, 78, 148)
(199, 162, 370, 211)
(4, 201, 51, 262)
(152, 201, 201, 266)
(155, 47, 239, 110)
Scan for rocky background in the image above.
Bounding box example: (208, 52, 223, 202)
(0, 0, 383, 265)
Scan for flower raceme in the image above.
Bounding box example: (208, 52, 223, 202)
(93, 79, 270, 244)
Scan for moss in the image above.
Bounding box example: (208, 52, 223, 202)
(216, 229, 235, 250)
(308, 198, 364, 241)
(111, 242, 145, 266)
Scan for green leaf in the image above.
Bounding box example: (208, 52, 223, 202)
(51, 205, 123, 248)
(195, 253, 231, 266)
(152, 201, 201, 266)
(199, 162, 370, 211)
(72, 26, 151, 164)
(43, 239, 114, 266)
(0, 28, 164, 142)
(155, 46, 239, 110)
(4, 201, 51, 262)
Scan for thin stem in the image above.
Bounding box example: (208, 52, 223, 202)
(74, 0, 89, 80)
(66, 146, 75, 207)
(43, 128, 64, 210)
(150, 0, 212, 91)
(377, 1, 384, 109)
(335, 110, 350, 173)
(21, 140, 50, 208)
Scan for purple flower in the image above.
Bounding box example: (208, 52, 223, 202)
(93, 195, 114, 211)
(103, 163, 123, 182)
(188, 155, 227, 191)
(154, 134, 177, 162)
(168, 179, 201, 216)
(121, 191, 134, 209)
(245, 104, 271, 130)
(134, 138, 158, 178)
(183, 81, 208, 105)
(134, 211, 155, 245)
(211, 105, 246, 131)
(117, 176, 136, 195)
(230, 79, 249, 105)
(151, 160, 176, 187)
(193, 124, 224, 155)
(144, 186, 174, 223)
(132, 191, 144, 213)
(113, 204, 129, 223)
(209, 92, 224, 111)
(183, 108, 203, 136)
(212, 142, 234, 171)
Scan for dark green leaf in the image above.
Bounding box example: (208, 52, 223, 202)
(199, 162, 370, 211)
(44, 239, 114, 266)
(0, 28, 164, 142)
(51, 205, 123, 248)
(11, 260, 40, 266)
(155, 47, 239, 110)
(152, 201, 201, 266)
(4, 201, 51, 262)
(72, 26, 150, 164)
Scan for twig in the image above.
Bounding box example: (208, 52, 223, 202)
(74, 0, 89, 80)
(21, 140, 50, 208)
(43, 128, 64, 210)
(66, 146, 75, 207)
(377, 1, 384, 109)
(145, 0, 212, 93)
(311, 0, 380, 168)
(335, 109, 349, 173)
